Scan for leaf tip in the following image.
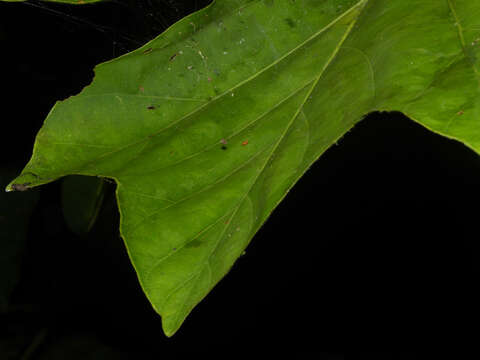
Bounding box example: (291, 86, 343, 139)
(161, 314, 186, 338)
(164, 329, 176, 338)
(162, 322, 180, 338)
(5, 172, 39, 192)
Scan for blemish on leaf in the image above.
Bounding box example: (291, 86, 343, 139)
(169, 53, 178, 61)
(143, 48, 153, 54)
(284, 18, 296, 28)
(186, 239, 203, 248)
(242, 140, 249, 146)
(147, 106, 156, 110)
(221, 146, 227, 150)
(220, 139, 228, 145)
(139, 86, 144, 92)
(10, 183, 31, 192)
(23, 172, 40, 179)
(457, 110, 464, 115)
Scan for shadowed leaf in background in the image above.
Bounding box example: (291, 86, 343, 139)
(6, 0, 480, 335)
(0, 170, 39, 313)
(61, 176, 105, 235)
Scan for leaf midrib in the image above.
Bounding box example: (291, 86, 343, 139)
(153, 1, 368, 332)
(124, 80, 318, 235)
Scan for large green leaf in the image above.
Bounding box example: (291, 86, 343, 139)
(7, 0, 480, 335)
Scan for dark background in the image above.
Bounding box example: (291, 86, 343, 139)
(0, 0, 479, 358)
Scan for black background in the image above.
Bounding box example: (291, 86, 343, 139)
(1, 0, 479, 358)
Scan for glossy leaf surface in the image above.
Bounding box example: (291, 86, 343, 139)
(7, 0, 480, 335)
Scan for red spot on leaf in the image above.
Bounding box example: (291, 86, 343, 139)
(242, 140, 249, 146)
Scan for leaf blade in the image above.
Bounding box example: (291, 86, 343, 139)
(8, 0, 480, 335)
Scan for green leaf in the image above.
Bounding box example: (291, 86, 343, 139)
(61, 175, 105, 235)
(0, 170, 39, 312)
(7, 0, 480, 335)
